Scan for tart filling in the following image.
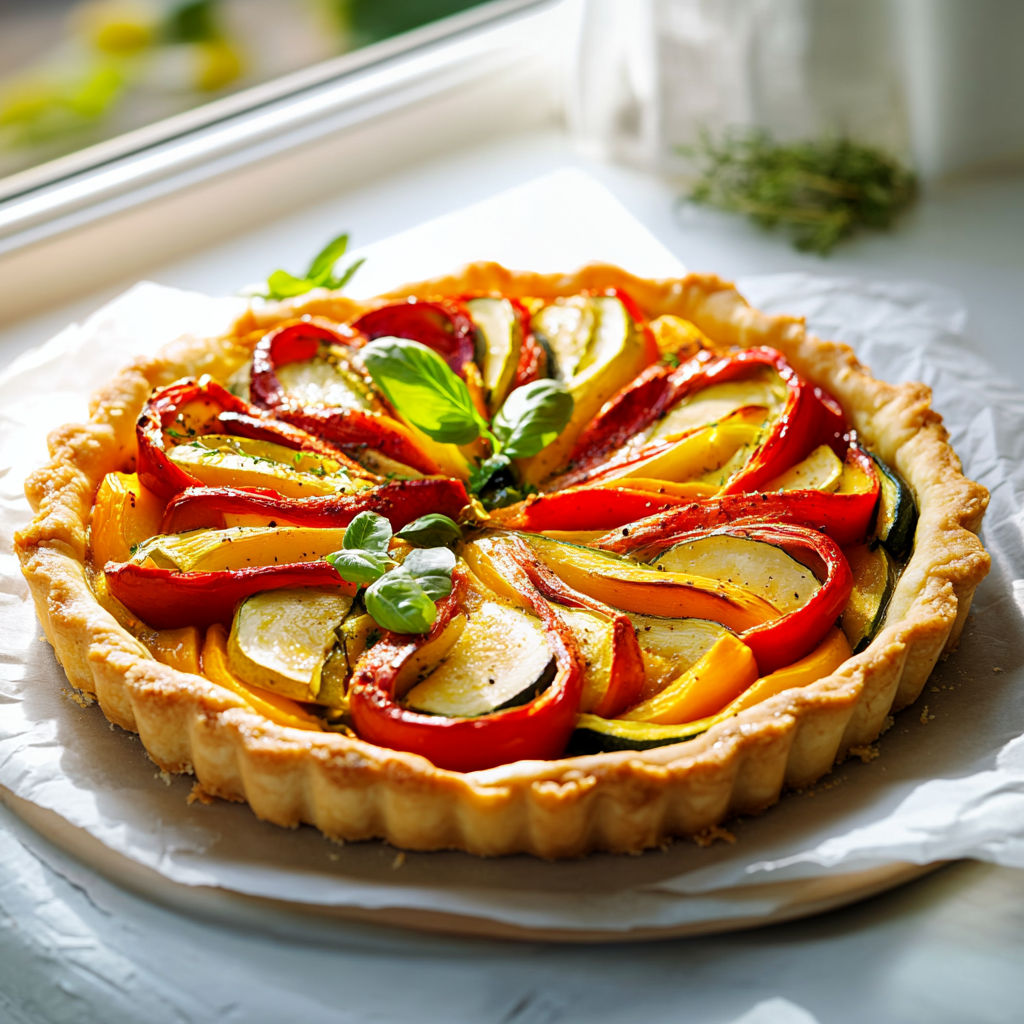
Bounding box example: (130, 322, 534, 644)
(16, 263, 990, 857)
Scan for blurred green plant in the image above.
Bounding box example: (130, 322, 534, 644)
(0, 0, 486, 168)
(343, 0, 489, 46)
(682, 131, 918, 255)
(0, 0, 242, 156)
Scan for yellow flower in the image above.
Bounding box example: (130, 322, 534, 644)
(195, 39, 243, 92)
(76, 1, 157, 56)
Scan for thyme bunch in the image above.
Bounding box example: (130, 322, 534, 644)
(684, 132, 917, 255)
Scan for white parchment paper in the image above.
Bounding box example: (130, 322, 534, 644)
(1, 172, 1022, 933)
(2, 272, 1020, 933)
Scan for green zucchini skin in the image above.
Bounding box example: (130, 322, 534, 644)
(567, 714, 709, 754)
(492, 659, 556, 713)
(870, 452, 918, 560)
(841, 543, 896, 654)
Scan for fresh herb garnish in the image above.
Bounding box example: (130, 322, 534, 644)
(395, 513, 463, 548)
(361, 338, 489, 446)
(361, 337, 572, 500)
(325, 511, 455, 634)
(325, 549, 395, 585)
(400, 547, 456, 600)
(342, 510, 393, 553)
(683, 131, 917, 255)
(364, 570, 438, 635)
(256, 232, 366, 300)
(325, 510, 395, 585)
(491, 379, 574, 460)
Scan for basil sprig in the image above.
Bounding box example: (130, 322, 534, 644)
(343, 509, 393, 552)
(366, 548, 456, 634)
(395, 513, 462, 548)
(325, 511, 456, 634)
(325, 548, 393, 585)
(258, 232, 365, 301)
(365, 572, 439, 635)
(325, 510, 395, 585)
(360, 337, 573, 498)
(400, 547, 456, 601)
(491, 379, 574, 460)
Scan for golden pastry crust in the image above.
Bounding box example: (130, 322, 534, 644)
(16, 263, 990, 858)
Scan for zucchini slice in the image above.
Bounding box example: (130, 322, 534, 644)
(404, 601, 555, 717)
(654, 533, 820, 614)
(167, 434, 354, 498)
(228, 587, 353, 702)
(134, 525, 350, 573)
(276, 357, 375, 411)
(318, 646, 351, 709)
(627, 615, 730, 699)
(763, 443, 843, 493)
(841, 543, 895, 653)
(339, 612, 381, 673)
(870, 452, 918, 560)
(531, 295, 594, 380)
(567, 713, 711, 754)
(554, 605, 616, 714)
(649, 375, 784, 443)
(467, 297, 522, 415)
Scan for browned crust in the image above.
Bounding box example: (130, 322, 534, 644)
(15, 262, 990, 858)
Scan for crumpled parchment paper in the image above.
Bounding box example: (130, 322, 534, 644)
(1, 202, 1022, 934)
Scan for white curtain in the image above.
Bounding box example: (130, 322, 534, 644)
(567, 0, 1024, 180)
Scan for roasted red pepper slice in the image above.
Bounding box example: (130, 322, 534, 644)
(498, 534, 643, 718)
(247, 318, 361, 409)
(582, 446, 880, 548)
(213, 410, 369, 463)
(105, 560, 353, 630)
(136, 377, 249, 499)
(352, 299, 478, 378)
(723, 359, 846, 494)
(248, 320, 442, 475)
(492, 444, 879, 544)
(135, 376, 371, 500)
(596, 522, 852, 675)
(563, 347, 848, 493)
(348, 563, 584, 773)
(490, 485, 691, 533)
(161, 477, 469, 533)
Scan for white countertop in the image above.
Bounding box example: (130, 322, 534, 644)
(2, 127, 1023, 1024)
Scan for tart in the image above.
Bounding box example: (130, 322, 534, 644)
(16, 262, 990, 858)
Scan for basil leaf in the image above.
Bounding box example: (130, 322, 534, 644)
(469, 453, 510, 495)
(265, 270, 315, 299)
(403, 546, 456, 578)
(395, 513, 462, 547)
(401, 547, 454, 602)
(361, 338, 484, 445)
(344, 510, 392, 553)
(365, 569, 438, 634)
(492, 379, 573, 460)
(260, 232, 365, 300)
(325, 256, 365, 291)
(325, 549, 393, 585)
(306, 232, 351, 281)
(417, 574, 454, 601)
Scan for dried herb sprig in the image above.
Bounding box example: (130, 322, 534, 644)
(683, 131, 917, 255)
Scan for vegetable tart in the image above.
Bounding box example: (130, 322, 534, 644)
(16, 262, 990, 858)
